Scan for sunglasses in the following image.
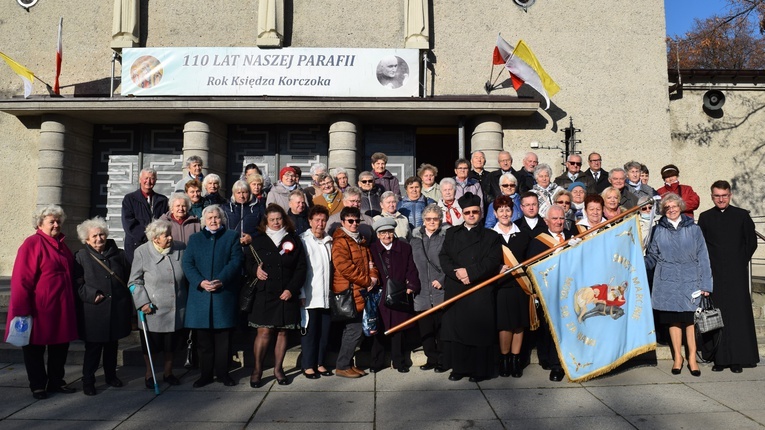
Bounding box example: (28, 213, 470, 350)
(641, 206, 653, 212)
(463, 210, 481, 215)
(359, 180, 374, 184)
(500, 184, 516, 188)
(568, 162, 582, 166)
(344, 219, 360, 224)
(555, 200, 571, 205)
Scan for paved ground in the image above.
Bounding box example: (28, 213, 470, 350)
(0, 359, 763, 429)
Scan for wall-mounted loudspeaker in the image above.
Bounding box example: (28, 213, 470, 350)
(703, 90, 725, 111)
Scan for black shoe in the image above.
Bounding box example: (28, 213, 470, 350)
(549, 368, 564, 382)
(397, 366, 410, 373)
(48, 384, 76, 394)
(730, 364, 743, 373)
(219, 376, 236, 386)
(687, 365, 701, 377)
(304, 370, 320, 379)
(144, 377, 155, 389)
(32, 390, 47, 400)
(433, 366, 448, 374)
(163, 374, 181, 385)
(671, 367, 682, 375)
(468, 376, 486, 383)
(420, 363, 437, 371)
(711, 365, 725, 372)
(193, 378, 213, 388)
(448, 373, 464, 381)
(83, 384, 97, 396)
(105, 377, 123, 387)
(499, 354, 511, 377)
(276, 375, 290, 386)
(318, 368, 333, 377)
(250, 371, 262, 388)
(510, 354, 523, 378)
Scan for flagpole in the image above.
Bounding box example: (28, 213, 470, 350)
(384, 201, 651, 336)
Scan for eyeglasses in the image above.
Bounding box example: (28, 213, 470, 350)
(344, 219, 360, 224)
(589, 158, 602, 162)
(568, 162, 582, 166)
(555, 200, 571, 205)
(455, 167, 469, 171)
(377, 230, 395, 235)
(500, 184, 516, 188)
(463, 210, 481, 215)
(359, 180, 374, 184)
(319, 181, 334, 187)
(423, 217, 440, 222)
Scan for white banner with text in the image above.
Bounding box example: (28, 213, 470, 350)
(121, 47, 420, 97)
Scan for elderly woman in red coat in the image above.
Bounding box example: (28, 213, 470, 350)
(6, 205, 79, 400)
(369, 217, 421, 373)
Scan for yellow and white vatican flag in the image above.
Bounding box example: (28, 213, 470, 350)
(527, 214, 656, 382)
(0, 51, 35, 98)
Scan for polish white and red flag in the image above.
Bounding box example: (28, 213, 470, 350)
(54, 17, 62, 95)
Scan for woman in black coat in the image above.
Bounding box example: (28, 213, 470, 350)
(247, 204, 308, 387)
(73, 217, 133, 396)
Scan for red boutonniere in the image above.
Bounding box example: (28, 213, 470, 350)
(280, 241, 295, 255)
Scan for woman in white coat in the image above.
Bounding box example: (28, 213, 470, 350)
(299, 205, 334, 379)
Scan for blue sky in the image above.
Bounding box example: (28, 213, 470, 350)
(665, 0, 729, 36)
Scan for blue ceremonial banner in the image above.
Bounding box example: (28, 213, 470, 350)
(527, 215, 656, 382)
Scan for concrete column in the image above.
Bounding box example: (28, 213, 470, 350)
(183, 115, 228, 188)
(328, 116, 360, 183)
(471, 115, 503, 170)
(39, 114, 94, 245)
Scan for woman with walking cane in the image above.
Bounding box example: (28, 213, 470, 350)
(128, 219, 187, 390)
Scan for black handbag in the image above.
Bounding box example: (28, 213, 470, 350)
(379, 252, 414, 313)
(239, 245, 262, 313)
(694, 295, 724, 334)
(330, 287, 357, 321)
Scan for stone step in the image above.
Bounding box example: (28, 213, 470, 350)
(2, 331, 764, 369)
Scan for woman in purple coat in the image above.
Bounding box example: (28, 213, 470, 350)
(369, 217, 421, 373)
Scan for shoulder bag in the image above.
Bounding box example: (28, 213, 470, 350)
(379, 251, 414, 313)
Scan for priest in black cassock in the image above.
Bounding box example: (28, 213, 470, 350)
(697, 180, 759, 373)
(439, 192, 503, 382)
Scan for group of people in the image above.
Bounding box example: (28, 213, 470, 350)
(5, 149, 759, 399)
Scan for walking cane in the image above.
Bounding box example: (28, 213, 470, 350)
(130, 285, 161, 395)
(138, 307, 161, 395)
